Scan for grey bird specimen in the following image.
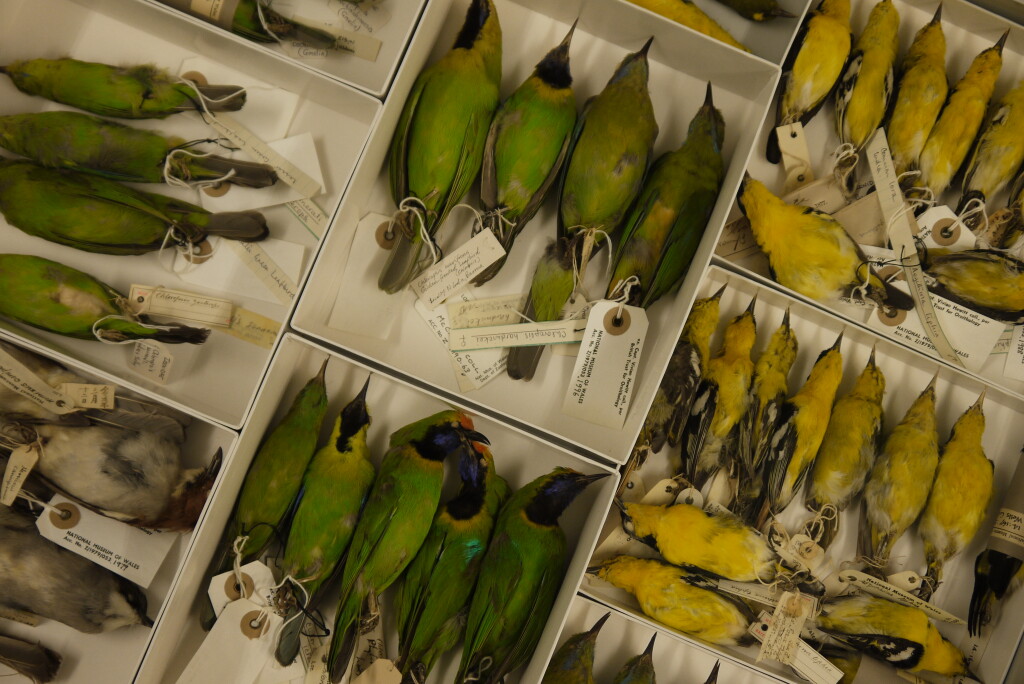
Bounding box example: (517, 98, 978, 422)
(0, 631, 62, 683)
(0, 340, 90, 426)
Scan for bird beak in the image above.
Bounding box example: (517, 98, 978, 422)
(711, 283, 727, 300)
(704, 82, 714, 108)
(781, 307, 791, 329)
(925, 371, 939, 393)
(931, 4, 942, 23)
(996, 28, 1010, 51)
(830, 329, 844, 350)
(972, 389, 987, 410)
(463, 429, 490, 446)
(315, 358, 329, 383)
(745, 294, 758, 314)
(560, 18, 578, 47)
(639, 36, 654, 56)
(588, 612, 611, 637)
(643, 633, 657, 656)
(704, 661, 722, 684)
(769, 6, 796, 18)
(355, 375, 371, 402)
(867, 344, 877, 366)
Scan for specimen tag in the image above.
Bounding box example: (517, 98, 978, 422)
(917, 205, 977, 252)
(750, 612, 843, 684)
(704, 500, 732, 517)
(176, 598, 282, 684)
(289, 15, 383, 61)
(188, 0, 240, 25)
(129, 341, 175, 385)
(776, 123, 815, 192)
(618, 466, 647, 503)
(758, 592, 814, 664)
(553, 294, 593, 356)
(718, 580, 782, 606)
(641, 478, 686, 505)
(58, 383, 116, 409)
(286, 197, 328, 240)
(350, 591, 387, 679)
(448, 293, 528, 329)
(36, 495, 175, 588)
(562, 301, 648, 429)
(205, 112, 321, 198)
(838, 570, 964, 624)
(784, 175, 847, 214)
(449, 320, 586, 351)
(886, 570, 924, 592)
(129, 284, 233, 327)
(834, 193, 887, 246)
(415, 294, 505, 391)
(225, 241, 298, 305)
(675, 487, 704, 509)
(0, 345, 76, 414)
(352, 659, 401, 684)
(1005, 325, 1024, 381)
(410, 230, 505, 308)
(208, 561, 277, 617)
(223, 308, 282, 350)
(991, 508, 1024, 555)
(989, 458, 1024, 560)
(301, 634, 330, 684)
(0, 443, 39, 506)
(330, 213, 400, 340)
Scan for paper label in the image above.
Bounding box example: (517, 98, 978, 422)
(838, 570, 965, 624)
(415, 294, 505, 391)
(640, 478, 685, 505)
(618, 467, 647, 503)
(36, 495, 175, 587)
(833, 194, 887, 247)
(58, 383, 116, 409)
(176, 598, 282, 684)
(300, 19, 383, 61)
(784, 176, 848, 214)
(991, 508, 1024, 551)
(1, 443, 38, 506)
(553, 295, 593, 356)
(188, 0, 236, 23)
(758, 592, 814, 664)
(286, 197, 329, 240)
(336, 0, 391, 32)
(129, 284, 233, 327)
(562, 301, 648, 429)
(704, 501, 732, 517)
(129, 341, 175, 385)
(0, 346, 76, 414)
(350, 591, 386, 679)
(450, 319, 586, 351)
(448, 293, 528, 329)
(205, 113, 322, 199)
(301, 635, 330, 684)
(353, 659, 401, 684)
(776, 123, 815, 192)
(917, 205, 978, 252)
(329, 213, 400, 340)
(716, 216, 760, 260)
(1003, 325, 1024, 381)
(226, 241, 299, 305)
(897, 672, 929, 684)
(989, 459, 1024, 560)
(410, 230, 505, 308)
(223, 308, 282, 350)
(0, 606, 40, 626)
(675, 488, 704, 509)
(994, 326, 1014, 355)
(958, 630, 990, 681)
(718, 580, 782, 606)
(208, 561, 277, 617)
(750, 612, 843, 684)
(887, 570, 925, 593)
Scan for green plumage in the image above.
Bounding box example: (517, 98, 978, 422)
(380, 0, 502, 293)
(228, 0, 338, 48)
(275, 379, 376, 666)
(540, 613, 609, 684)
(0, 159, 268, 254)
(0, 57, 245, 118)
(0, 253, 209, 344)
(607, 84, 725, 308)
(396, 445, 509, 683)
(457, 468, 607, 684)
(612, 635, 658, 684)
(327, 410, 484, 682)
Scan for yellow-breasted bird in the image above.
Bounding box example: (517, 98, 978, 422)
(861, 376, 939, 573)
(921, 248, 1024, 323)
(833, 0, 900, 156)
(681, 296, 757, 490)
(816, 594, 971, 677)
(761, 332, 844, 522)
(766, 0, 852, 164)
(887, 5, 947, 178)
(622, 0, 749, 52)
(619, 501, 777, 582)
(917, 392, 993, 602)
(738, 175, 913, 310)
(733, 309, 799, 524)
(803, 347, 885, 550)
(587, 555, 753, 646)
(958, 78, 1024, 214)
(540, 613, 610, 684)
(912, 30, 1008, 200)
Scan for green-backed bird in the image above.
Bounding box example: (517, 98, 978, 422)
(804, 347, 885, 549)
(833, 0, 899, 154)
(200, 361, 329, 629)
(738, 175, 913, 310)
(0, 111, 277, 186)
(507, 38, 658, 381)
(862, 375, 939, 573)
(912, 30, 1008, 199)
(539, 612, 610, 684)
(327, 410, 487, 682)
(396, 442, 510, 684)
(921, 248, 1024, 322)
(606, 83, 725, 308)
(274, 379, 376, 666)
(379, 0, 502, 293)
(0, 159, 268, 255)
(473, 22, 578, 286)
(917, 391, 993, 601)
(958, 79, 1024, 214)
(612, 634, 657, 684)
(887, 6, 946, 178)
(0, 253, 209, 344)
(0, 57, 245, 118)
(457, 467, 608, 684)
(766, 0, 851, 163)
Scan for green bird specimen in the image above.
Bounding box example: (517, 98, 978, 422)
(612, 634, 657, 684)
(457, 467, 609, 684)
(380, 0, 502, 293)
(606, 83, 725, 308)
(1, 57, 245, 118)
(274, 379, 376, 666)
(0, 254, 209, 344)
(396, 442, 509, 684)
(508, 39, 658, 380)
(200, 361, 330, 629)
(0, 111, 277, 187)
(474, 22, 577, 286)
(327, 410, 487, 682)
(540, 613, 610, 684)
(710, 0, 794, 21)
(0, 159, 268, 255)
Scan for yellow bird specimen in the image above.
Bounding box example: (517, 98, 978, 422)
(959, 79, 1024, 213)
(623, 0, 749, 52)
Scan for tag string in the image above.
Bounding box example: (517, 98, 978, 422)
(958, 196, 989, 242)
(158, 226, 217, 275)
(832, 142, 859, 197)
(177, 77, 247, 122)
(16, 490, 68, 519)
(254, 0, 284, 45)
(395, 196, 441, 266)
(271, 574, 310, 630)
(463, 656, 494, 682)
(608, 275, 641, 322)
(568, 226, 611, 300)
(477, 206, 516, 242)
(231, 534, 251, 599)
(450, 202, 486, 234)
(163, 147, 237, 189)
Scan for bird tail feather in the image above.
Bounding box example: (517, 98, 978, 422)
(205, 211, 270, 242)
(506, 296, 543, 381)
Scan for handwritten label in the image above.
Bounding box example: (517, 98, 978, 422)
(449, 320, 586, 351)
(758, 592, 814, 664)
(0, 346, 76, 415)
(352, 659, 401, 684)
(750, 612, 843, 684)
(410, 230, 505, 308)
(1003, 325, 1024, 381)
(833, 193, 887, 247)
(286, 197, 328, 240)
(129, 341, 175, 385)
(1, 443, 38, 506)
(838, 570, 965, 624)
(415, 294, 505, 392)
(188, 0, 236, 23)
(784, 175, 848, 214)
(291, 16, 383, 61)
(58, 383, 116, 409)
(448, 293, 528, 329)
(226, 241, 299, 304)
(301, 634, 330, 684)
(718, 579, 782, 606)
(776, 123, 815, 193)
(222, 308, 282, 350)
(992, 508, 1024, 551)
(553, 295, 593, 356)
(129, 284, 233, 327)
(562, 301, 648, 429)
(36, 495, 175, 587)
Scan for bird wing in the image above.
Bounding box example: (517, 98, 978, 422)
(387, 75, 427, 204)
(834, 50, 863, 143)
(642, 185, 720, 308)
(516, 125, 574, 233)
(764, 402, 799, 509)
(681, 379, 718, 483)
(827, 633, 925, 670)
(432, 112, 487, 234)
(479, 111, 502, 210)
(555, 96, 595, 240)
(666, 345, 703, 449)
(460, 530, 523, 677)
(609, 183, 660, 286)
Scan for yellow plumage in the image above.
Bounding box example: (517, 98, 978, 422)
(961, 79, 1024, 210)
(834, 0, 900, 151)
(744, 309, 799, 468)
(621, 501, 776, 581)
(588, 556, 752, 645)
(917, 393, 993, 601)
(915, 32, 1007, 198)
(687, 290, 724, 370)
(623, 0, 749, 52)
(887, 6, 946, 177)
(862, 376, 939, 570)
(818, 594, 969, 676)
(924, 249, 1024, 320)
(777, 0, 851, 127)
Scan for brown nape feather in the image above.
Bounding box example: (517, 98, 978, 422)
(137, 448, 223, 532)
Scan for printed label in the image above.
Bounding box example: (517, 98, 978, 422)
(223, 308, 282, 350)
(58, 383, 116, 410)
(917, 205, 978, 252)
(415, 295, 505, 391)
(989, 459, 1024, 560)
(0, 346, 76, 414)
(225, 241, 299, 305)
(449, 320, 586, 352)
(129, 341, 175, 385)
(129, 284, 233, 327)
(410, 230, 505, 309)
(448, 293, 528, 329)
(0, 443, 38, 506)
(838, 570, 965, 624)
